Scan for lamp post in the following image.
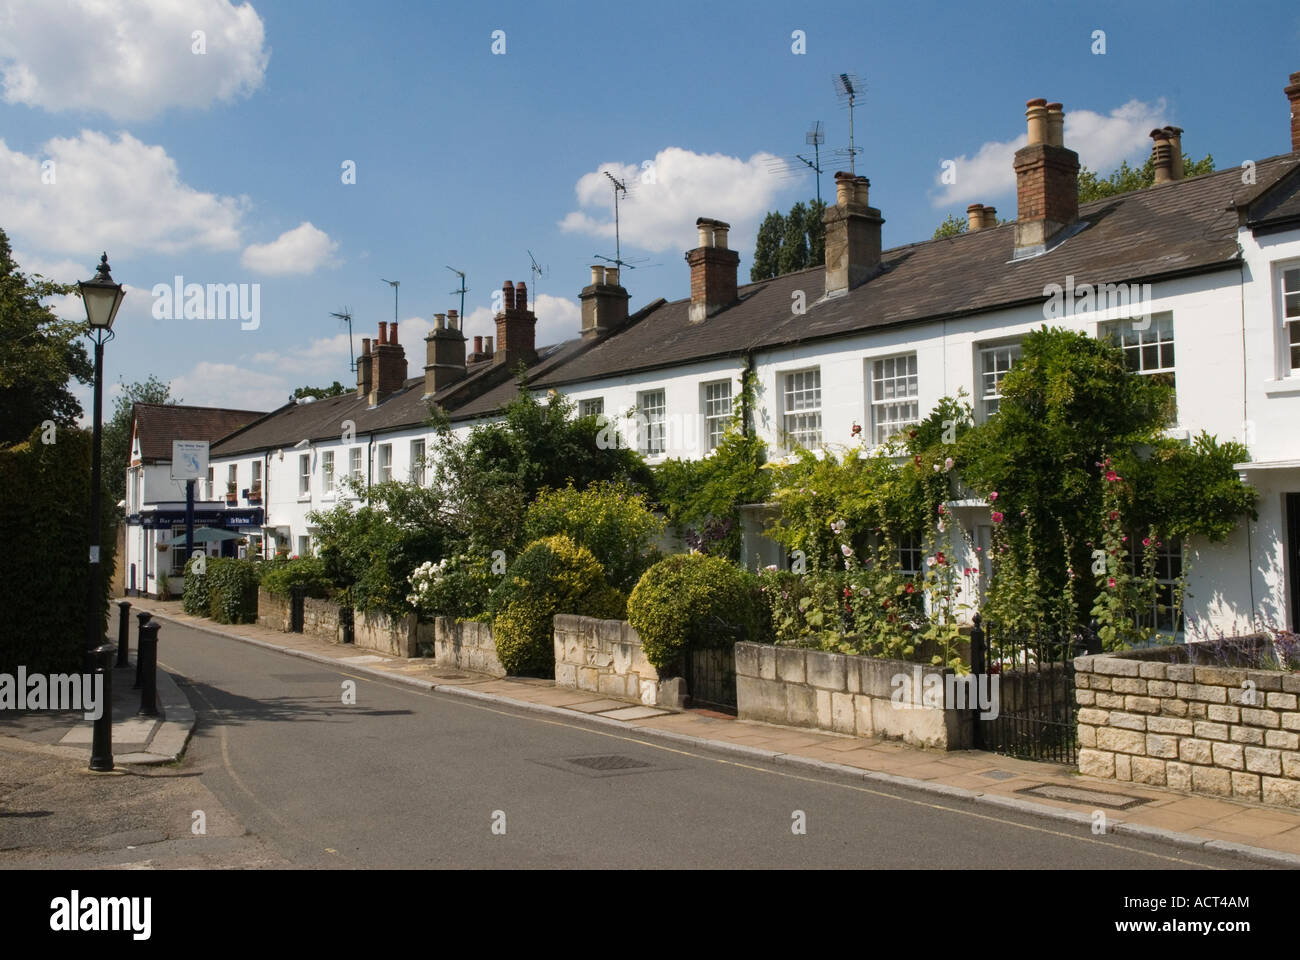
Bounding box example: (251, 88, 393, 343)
(80, 253, 125, 670)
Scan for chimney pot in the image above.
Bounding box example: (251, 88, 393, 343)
(712, 222, 730, 249)
(378, 321, 388, 345)
(516, 282, 527, 311)
(1163, 125, 1184, 180)
(591, 264, 606, 285)
(605, 266, 620, 286)
(473, 335, 483, 355)
(1025, 98, 1049, 145)
(1150, 128, 1174, 184)
(982, 206, 997, 228)
(361, 337, 371, 356)
(389, 322, 398, 344)
(434, 313, 445, 331)
(1045, 103, 1065, 147)
(967, 203, 985, 231)
(696, 219, 714, 248)
(447, 309, 458, 330)
(502, 281, 515, 312)
(484, 335, 493, 354)
(834, 171, 855, 206)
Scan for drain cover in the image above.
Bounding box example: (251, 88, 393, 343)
(1017, 783, 1150, 809)
(567, 755, 651, 771)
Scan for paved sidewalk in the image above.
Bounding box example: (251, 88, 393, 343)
(132, 597, 1300, 866)
(0, 611, 195, 767)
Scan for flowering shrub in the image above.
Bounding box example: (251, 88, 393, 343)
(407, 553, 496, 622)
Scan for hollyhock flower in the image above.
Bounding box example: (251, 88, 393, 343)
(1121, 535, 1128, 542)
(1109, 511, 1119, 521)
(851, 423, 862, 436)
(908, 429, 918, 439)
(988, 491, 998, 501)
(938, 504, 946, 515)
(914, 455, 922, 465)
(1107, 577, 1116, 588)
(936, 552, 946, 564)
(937, 520, 946, 533)
(841, 544, 854, 557)
(933, 463, 941, 472)
(830, 519, 846, 534)
(926, 556, 936, 568)
(1142, 537, 1151, 547)
(1106, 470, 1120, 483)
(764, 564, 778, 572)
(991, 511, 1004, 524)
(944, 457, 954, 471)
(904, 582, 915, 594)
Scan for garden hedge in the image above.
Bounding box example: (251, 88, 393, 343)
(0, 427, 117, 674)
(205, 557, 261, 624)
(627, 553, 760, 671)
(182, 555, 211, 616)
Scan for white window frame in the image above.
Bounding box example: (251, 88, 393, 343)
(298, 453, 310, 497)
(896, 532, 923, 576)
(637, 389, 666, 456)
(578, 397, 604, 418)
(226, 463, 238, 500)
(1280, 263, 1300, 376)
(322, 450, 335, 495)
(1102, 312, 1175, 375)
(977, 343, 1019, 421)
(410, 439, 426, 485)
(349, 447, 363, 486)
(378, 443, 393, 483)
(702, 379, 732, 451)
(869, 354, 918, 444)
(782, 368, 822, 451)
(250, 460, 262, 500)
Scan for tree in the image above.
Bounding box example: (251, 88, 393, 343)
(932, 214, 967, 239)
(102, 376, 177, 512)
(1077, 151, 1214, 203)
(0, 228, 93, 446)
(750, 199, 827, 281)
(293, 381, 348, 400)
(750, 211, 785, 281)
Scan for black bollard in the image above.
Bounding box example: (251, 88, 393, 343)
(133, 610, 152, 689)
(89, 642, 116, 772)
(137, 620, 160, 717)
(115, 600, 131, 668)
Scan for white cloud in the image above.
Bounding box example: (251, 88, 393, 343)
(171, 361, 288, 411)
(241, 222, 340, 275)
(560, 147, 786, 255)
(0, 131, 246, 257)
(0, 0, 269, 121)
(931, 99, 1169, 207)
(533, 294, 580, 345)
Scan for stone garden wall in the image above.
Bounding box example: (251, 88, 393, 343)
(428, 618, 506, 677)
(734, 642, 972, 749)
(552, 615, 685, 708)
(1075, 652, 1300, 808)
(256, 588, 291, 632)
(302, 598, 341, 643)
(354, 608, 417, 658)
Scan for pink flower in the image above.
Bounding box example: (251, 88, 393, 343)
(1106, 470, 1120, 483)
(1107, 577, 1116, 588)
(1142, 537, 1151, 547)
(988, 491, 998, 501)
(991, 511, 1004, 524)
(944, 457, 954, 471)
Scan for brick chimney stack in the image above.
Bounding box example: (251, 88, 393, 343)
(580, 264, 631, 339)
(1286, 71, 1300, 153)
(823, 172, 884, 297)
(369, 322, 407, 404)
(1013, 98, 1080, 257)
(424, 311, 467, 396)
(494, 280, 536, 367)
(356, 337, 372, 399)
(686, 218, 740, 322)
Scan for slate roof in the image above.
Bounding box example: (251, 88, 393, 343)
(1244, 161, 1300, 233)
(206, 150, 1300, 455)
(133, 403, 265, 461)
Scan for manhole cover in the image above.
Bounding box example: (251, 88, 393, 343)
(1016, 784, 1150, 809)
(567, 755, 652, 771)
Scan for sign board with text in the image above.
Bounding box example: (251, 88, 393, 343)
(171, 440, 209, 481)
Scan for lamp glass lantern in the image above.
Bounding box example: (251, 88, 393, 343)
(79, 253, 125, 331)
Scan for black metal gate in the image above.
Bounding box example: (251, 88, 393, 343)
(289, 586, 305, 633)
(683, 644, 737, 713)
(970, 613, 1098, 764)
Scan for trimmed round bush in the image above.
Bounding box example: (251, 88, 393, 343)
(627, 554, 760, 671)
(489, 535, 621, 675)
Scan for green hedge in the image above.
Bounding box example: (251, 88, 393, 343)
(206, 557, 261, 624)
(260, 555, 332, 599)
(627, 554, 760, 671)
(0, 427, 117, 674)
(182, 555, 211, 616)
(489, 535, 626, 676)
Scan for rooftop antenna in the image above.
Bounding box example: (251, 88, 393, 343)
(527, 250, 547, 302)
(330, 307, 356, 371)
(833, 73, 864, 174)
(446, 266, 467, 320)
(380, 278, 399, 322)
(795, 120, 825, 204)
(603, 171, 630, 270)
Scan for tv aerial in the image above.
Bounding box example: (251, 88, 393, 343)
(380, 278, 399, 322)
(446, 266, 467, 320)
(794, 121, 825, 204)
(331, 307, 356, 371)
(833, 73, 865, 174)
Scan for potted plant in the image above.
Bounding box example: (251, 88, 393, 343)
(226, 481, 238, 504)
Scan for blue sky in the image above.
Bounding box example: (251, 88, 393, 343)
(2, 0, 1298, 415)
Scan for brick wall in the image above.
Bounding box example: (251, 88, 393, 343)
(1075, 653, 1300, 808)
(735, 642, 972, 749)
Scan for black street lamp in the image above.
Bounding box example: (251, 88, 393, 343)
(79, 253, 125, 672)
